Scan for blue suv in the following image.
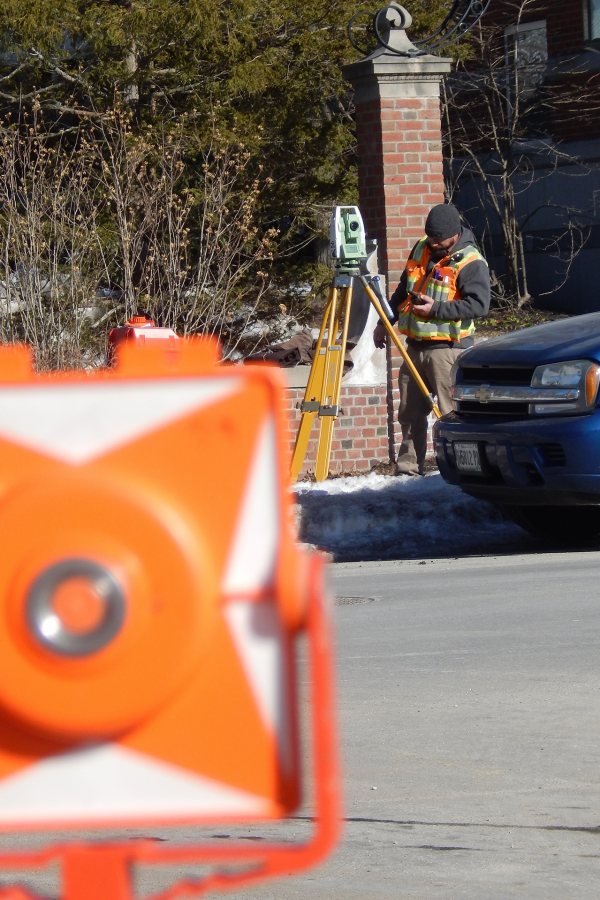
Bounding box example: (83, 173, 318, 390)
(433, 313, 600, 540)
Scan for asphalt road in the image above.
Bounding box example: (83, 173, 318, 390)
(228, 551, 600, 900)
(2, 550, 600, 898)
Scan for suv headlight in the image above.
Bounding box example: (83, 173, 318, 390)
(530, 359, 600, 414)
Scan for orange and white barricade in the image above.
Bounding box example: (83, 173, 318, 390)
(0, 339, 340, 899)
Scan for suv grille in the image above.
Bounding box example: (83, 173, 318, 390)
(455, 364, 539, 417)
(538, 443, 566, 466)
(458, 400, 529, 417)
(460, 365, 536, 385)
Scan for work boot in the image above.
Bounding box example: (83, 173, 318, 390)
(395, 441, 422, 477)
(394, 463, 422, 477)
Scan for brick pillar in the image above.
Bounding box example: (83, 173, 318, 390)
(343, 5, 452, 463)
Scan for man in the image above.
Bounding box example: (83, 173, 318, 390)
(373, 202, 490, 475)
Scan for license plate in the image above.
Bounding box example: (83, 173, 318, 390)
(454, 442, 483, 473)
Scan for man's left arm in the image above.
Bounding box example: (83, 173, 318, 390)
(416, 260, 491, 321)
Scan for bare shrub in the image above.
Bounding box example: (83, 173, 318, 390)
(93, 110, 279, 358)
(442, 0, 592, 310)
(0, 110, 111, 369)
(0, 109, 279, 369)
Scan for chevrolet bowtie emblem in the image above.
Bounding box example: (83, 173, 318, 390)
(475, 384, 492, 403)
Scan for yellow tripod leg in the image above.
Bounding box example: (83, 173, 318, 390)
(314, 279, 353, 481)
(290, 289, 336, 481)
(360, 276, 442, 419)
(291, 269, 442, 484)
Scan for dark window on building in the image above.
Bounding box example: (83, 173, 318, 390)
(504, 20, 548, 100)
(503, 20, 548, 131)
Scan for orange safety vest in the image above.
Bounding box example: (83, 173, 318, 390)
(397, 237, 487, 343)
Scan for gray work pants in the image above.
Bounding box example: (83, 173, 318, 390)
(396, 342, 462, 475)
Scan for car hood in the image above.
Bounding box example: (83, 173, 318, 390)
(464, 313, 600, 367)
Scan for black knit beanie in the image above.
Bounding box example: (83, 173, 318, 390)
(425, 203, 461, 240)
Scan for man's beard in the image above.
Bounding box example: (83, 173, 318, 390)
(429, 245, 448, 261)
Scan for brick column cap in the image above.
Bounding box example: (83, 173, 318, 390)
(344, 53, 452, 80)
(343, 54, 452, 98)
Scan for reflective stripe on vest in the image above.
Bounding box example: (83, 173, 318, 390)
(397, 238, 487, 343)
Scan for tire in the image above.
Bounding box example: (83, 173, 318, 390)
(502, 504, 600, 544)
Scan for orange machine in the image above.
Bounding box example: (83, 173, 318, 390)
(0, 339, 339, 899)
(107, 314, 179, 363)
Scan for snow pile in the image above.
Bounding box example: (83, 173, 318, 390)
(293, 471, 525, 562)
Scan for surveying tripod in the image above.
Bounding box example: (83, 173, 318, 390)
(291, 209, 442, 482)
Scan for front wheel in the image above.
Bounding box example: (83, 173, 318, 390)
(501, 504, 600, 544)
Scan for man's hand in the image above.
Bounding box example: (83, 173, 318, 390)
(373, 320, 388, 349)
(411, 293, 435, 318)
